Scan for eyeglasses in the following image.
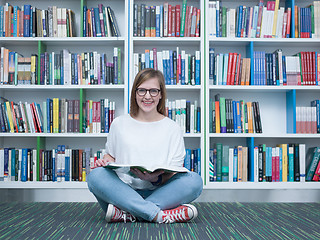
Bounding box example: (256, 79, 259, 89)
(136, 88, 161, 97)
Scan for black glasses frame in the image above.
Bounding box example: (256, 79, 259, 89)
(136, 88, 161, 97)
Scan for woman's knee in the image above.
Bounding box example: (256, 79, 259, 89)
(87, 167, 110, 191)
(187, 172, 203, 196)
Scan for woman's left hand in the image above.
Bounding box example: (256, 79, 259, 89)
(130, 168, 164, 182)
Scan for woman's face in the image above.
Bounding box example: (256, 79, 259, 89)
(135, 77, 162, 116)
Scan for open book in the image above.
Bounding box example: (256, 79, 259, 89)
(104, 163, 188, 173)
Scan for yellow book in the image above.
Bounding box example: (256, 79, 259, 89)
(53, 98, 59, 133)
(5, 102, 15, 133)
(247, 102, 253, 133)
(272, 0, 280, 37)
(31, 55, 36, 84)
(215, 100, 220, 133)
(281, 144, 288, 182)
(242, 147, 248, 182)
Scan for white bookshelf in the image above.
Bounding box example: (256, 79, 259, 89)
(1, 0, 320, 202)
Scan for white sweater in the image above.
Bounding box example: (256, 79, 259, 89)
(105, 114, 186, 190)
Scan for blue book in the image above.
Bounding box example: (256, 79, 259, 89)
(13, 6, 19, 37)
(282, 56, 287, 85)
(195, 51, 200, 85)
(222, 54, 228, 85)
(279, 147, 283, 182)
(105, 102, 109, 133)
(193, 150, 198, 173)
(162, 56, 167, 84)
(0, 6, 3, 37)
(237, 6, 243, 37)
(197, 148, 201, 176)
(181, 52, 185, 84)
(232, 101, 237, 133)
(266, 147, 271, 181)
(145, 51, 150, 68)
(11, 149, 15, 181)
(91, 8, 96, 37)
(30, 6, 33, 37)
(236, 101, 241, 133)
(233, 148, 238, 182)
(94, 8, 101, 37)
(288, 145, 294, 182)
(60, 51, 64, 85)
(83, 6, 87, 37)
(65, 148, 70, 181)
(156, 7, 160, 37)
(21, 149, 28, 182)
(209, 149, 216, 182)
(74, 54, 78, 85)
(209, 48, 215, 83)
(216, 2, 220, 37)
(24, 5, 31, 37)
(150, 53, 154, 69)
(191, 150, 195, 172)
(169, 50, 174, 85)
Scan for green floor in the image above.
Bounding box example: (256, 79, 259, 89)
(0, 202, 319, 240)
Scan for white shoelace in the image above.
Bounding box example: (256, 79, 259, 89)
(161, 208, 188, 224)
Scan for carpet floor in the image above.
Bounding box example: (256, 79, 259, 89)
(0, 202, 319, 240)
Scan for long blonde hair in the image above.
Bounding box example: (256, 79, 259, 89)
(130, 68, 167, 117)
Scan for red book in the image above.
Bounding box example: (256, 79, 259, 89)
(307, 52, 311, 85)
(195, 8, 200, 37)
(186, 6, 193, 37)
(176, 5, 181, 37)
(172, 7, 175, 37)
(300, 52, 306, 85)
(275, 149, 280, 182)
(286, 8, 291, 38)
(32, 102, 42, 133)
(231, 53, 237, 85)
(226, 53, 233, 85)
(312, 52, 316, 85)
(29, 103, 38, 133)
(168, 5, 172, 37)
(235, 54, 241, 85)
(86, 101, 90, 132)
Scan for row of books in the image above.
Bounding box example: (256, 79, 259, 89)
(209, 49, 320, 86)
(209, 95, 262, 134)
(0, 146, 93, 182)
(133, 48, 200, 86)
(0, 47, 122, 85)
(83, 5, 120, 37)
(165, 99, 200, 134)
(0, 98, 116, 134)
(208, 0, 291, 38)
(209, 48, 251, 86)
(133, 1, 200, 38)
(184, 149, 201, 175)
(0, 4, 75, 37)
(296, 100, 320, 134)
(209, 145, 249, 182)
(294, 2, 320, 38)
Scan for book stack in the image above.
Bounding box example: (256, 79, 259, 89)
(294, 2, 320, 38)
(208, 0, 292, 38)
(83, 99, 115, 134)
(0, 146, 93, 182)
(184, 148, 201, 175)
(306, 147, 320, 181)
(209, 144, 249, 182)
(296, 100, 320, 134)
(209, 48, 251, 85)
(0, 98, 116, 134)
(209, 94, 262, 134)
(133, 0, 200, 37)
(134, 48, 200, 85)
(83, 4, 120, 37)
(165, 99, 201, 134)
(0, 4, 75, 37)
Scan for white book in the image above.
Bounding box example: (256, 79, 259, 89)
(163, 3, 168, 37)
(141, 53, 145, 67)
(61, 149, 65, 182)
(57, 8, 62, 37)
(208, 1, 216, 37)
(229, 8, 236, 38)
(53, 6, 58, 37)
(229, 148, 234, 182)
(19, 102, 28, 133)
(276, 8, 284, 38)
(157, 51, 163, 73)
(93, 52, 98, 83)
(254, 146, 259, 182)
(277, 50, 283, 85)
(194, 100, 198, 133)
(299, 144, 306, 182)
(18, 149, 22, 181)
(260, 7, 267, 38)
(190, 104, 195, 133)
(62, 8, 67, 37)
(251, 6, 259, 38)
(133, 53, 139, 78)
(51, 52, 55, 85)
(172, 101, 176, 122)
(312, 106, 317, 134)
(268, 9, 274, 38)
(26, 103, 35, 133)
(159, 6, 163, 37)
(105, 7, 112, 37)
(308, 107, 312, 134)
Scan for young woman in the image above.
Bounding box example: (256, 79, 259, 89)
(87, 68, 203, 223)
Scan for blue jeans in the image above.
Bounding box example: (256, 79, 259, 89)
(87, 167, 203, 222)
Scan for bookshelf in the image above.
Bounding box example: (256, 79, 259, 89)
(1, 0, 320, 202)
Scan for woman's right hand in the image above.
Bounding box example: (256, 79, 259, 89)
(91, 154, 115, 169)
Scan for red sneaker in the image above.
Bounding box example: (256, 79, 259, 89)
(161, 204, 198, 223)
(105, 204, 136, 223)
